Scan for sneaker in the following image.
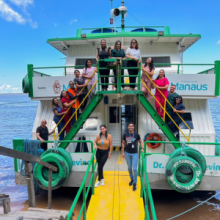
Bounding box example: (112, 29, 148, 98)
(101, 179, 105, 186)
(95, 180, 101, 187)
(129, 180, 133, 186)
(133, 183, 137, 191)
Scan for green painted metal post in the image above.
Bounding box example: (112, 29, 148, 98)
(92, 153, 95, 195)
(117, 60, 121, 93)
(98, 61, 100, 92)
(138, 62, 141, 90)
(177, 64, 180, 74)
(214, 60, 220, 96)
(27, 64, 34, 97)
(64, 67, 67, 76)
(140, 159, 144, 198)
(83, 183, 86, 220)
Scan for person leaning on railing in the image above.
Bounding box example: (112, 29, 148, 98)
(60, 90, 78, 134)
(125, 39, 141, 91)
(67, 81, 82, 126)
(94, 125, 113, 188)
(141, 57, 155, 102)
(167, 96, 185, 140)
(82, 59, 97, 102)
(96, 39, 111, 91)
(110, 40, 126, 91)
(152, 69, 169, 118)
(74, 70, 88, 113)
(165, 84, 179, 123)
(52, 98, 67, 140)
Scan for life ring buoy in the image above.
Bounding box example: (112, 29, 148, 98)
(169, 147, 206, 175)
(33, 153, 69, 190)
(146, 133, 162, 149)
(165, 156, 203, 193)
(41, 148, 72, 173)
(22, 77, 30, 93)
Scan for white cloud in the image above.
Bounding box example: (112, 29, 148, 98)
(69, 19, 78, 25)
(0, 0, 37, 28)
(0, 84, 22, 93)
(217, 40, 220, 45)
(9, 0, 33, 8)
(0, 0, 25, 24)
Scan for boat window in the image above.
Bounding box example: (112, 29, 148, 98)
(179, 113, 194, 129)
(85, 118, 98, 130)
(75, 58, 96, 69)
(141, 57, 171, 67)
(109, 107, 119, 123)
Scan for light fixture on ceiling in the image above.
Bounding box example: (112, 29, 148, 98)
(150, 41, 153, 45)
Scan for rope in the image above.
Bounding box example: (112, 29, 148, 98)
(0, 170, 14, 193)
(127, 11, 144, 26)
(167, 191, 220, 220)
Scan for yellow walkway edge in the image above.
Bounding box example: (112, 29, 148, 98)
(86, 171, 145, 220)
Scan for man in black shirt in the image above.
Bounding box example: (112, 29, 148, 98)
(122, 123, 144, 191)
(36, 119, 54, 151)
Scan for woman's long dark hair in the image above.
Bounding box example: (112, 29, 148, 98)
(52, 98, 60, 109)
(144, 57, 155, 72)
(130, 39, 139, 49)
(99, 124, 108, 139)
(156, 69, 166, 80)
(85, 59, 93, 71)
(114, 40, 122, 50)
(176, 96, 183, 104)
(60, 90, 65, 100)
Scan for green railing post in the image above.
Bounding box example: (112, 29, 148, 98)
(83, 183, 86, 220)
(177, 64, 180, 74)
(138, 61, 141, 91)
(27, 64, 34, 97)
(140, 158, 144, 199)
(64, 67, 67, 76)
(117, 60, 121, 93)
(92, 151, 95, 195)
(98, 61, 100, 92)
(214, 60, 220, 96)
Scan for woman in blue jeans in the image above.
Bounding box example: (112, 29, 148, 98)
(52, 98, 67, 140)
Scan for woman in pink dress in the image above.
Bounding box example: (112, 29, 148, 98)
(60, 90, 77, 134)
(153, 69, 169, 118)
(141, 57, 155, 102)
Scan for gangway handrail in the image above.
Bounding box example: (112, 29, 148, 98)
(54, 68, 97, 140)
(66, 148, 97, 220)
(141, 79, 191, 142)
(138, 147, 157, 220)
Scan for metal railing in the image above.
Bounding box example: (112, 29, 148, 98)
(141, 67, 191, 142)
(138, 147, 157, 220)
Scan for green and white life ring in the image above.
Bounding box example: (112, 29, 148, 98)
(33, 153, 69, 190)
(22, 77, 30, 93)
(169, 147, 206, 175)
(165, 156, 203, 193)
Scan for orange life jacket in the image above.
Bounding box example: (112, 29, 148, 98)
(67, 88, 79, 108)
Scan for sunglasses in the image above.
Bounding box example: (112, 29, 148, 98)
(176, 98, 181, 100)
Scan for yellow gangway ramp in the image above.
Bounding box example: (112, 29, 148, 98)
(86, 171, 145, 220)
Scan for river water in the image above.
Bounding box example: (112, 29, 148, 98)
(0, 93, 220, 219)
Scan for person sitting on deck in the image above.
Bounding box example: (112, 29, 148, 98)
(67, 81, 81, 126)
(122, 123, 144, 191)
(141, 57, 155, 102)
(167, 96, 185, 140)
(82, 59, 97, 102)
(52, 98, 67, 140)
(165, 84, 179, 123)
(74, 70, 88, 113)
(111, 40, 126, 90)
(60, 90, 77, 134)
(152, 69, 169, 118)
(36, 119, 54, 151)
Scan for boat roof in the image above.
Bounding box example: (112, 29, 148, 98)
(47, 26, 201, 56)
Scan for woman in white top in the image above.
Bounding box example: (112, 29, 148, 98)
(82, 59, 97, 102)
(125, 39, 141, 90)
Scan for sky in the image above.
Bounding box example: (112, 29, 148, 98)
(0, 0, 220, 93)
